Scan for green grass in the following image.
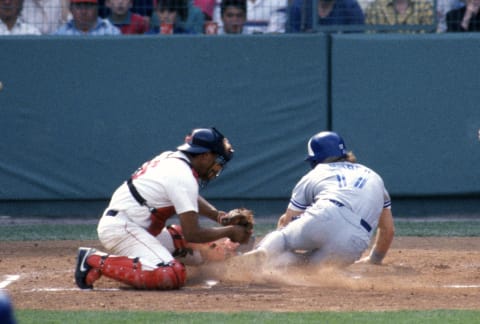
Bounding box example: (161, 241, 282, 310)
(394, 220, 480, 236)
(1, 224, 98, 241)
(15, 309, 480, 324)
(1, 219, 480, 241)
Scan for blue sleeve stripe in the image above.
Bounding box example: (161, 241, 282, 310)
(290, 199, 307, 210)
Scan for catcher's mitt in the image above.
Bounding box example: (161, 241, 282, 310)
(220, 208, 255, 231)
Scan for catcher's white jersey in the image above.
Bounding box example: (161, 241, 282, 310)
(106, 151, 199, 229)
(288, 161, 391, 231)
(96, 151, 199, 266)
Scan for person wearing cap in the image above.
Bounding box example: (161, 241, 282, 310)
(74, 127, 253, 290)
(241, 131, 394, 269)
(54, 0, 121, 35)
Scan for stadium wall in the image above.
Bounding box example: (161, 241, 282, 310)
(0, 34, 478, 216)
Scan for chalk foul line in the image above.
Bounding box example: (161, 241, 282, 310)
(0, 275, 20, 289)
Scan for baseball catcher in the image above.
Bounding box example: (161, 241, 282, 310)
(75, 127, 254, 291)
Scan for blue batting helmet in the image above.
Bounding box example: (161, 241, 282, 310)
(305, 131, 347, 167)
(177, 127, 233, 163)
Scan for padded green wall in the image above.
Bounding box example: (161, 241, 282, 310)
(1, 34, 479, 204)
(0, 35, 328, 200)
(331, 34, 480, 196)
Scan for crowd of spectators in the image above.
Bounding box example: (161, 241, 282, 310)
(1, 0, 479, 35)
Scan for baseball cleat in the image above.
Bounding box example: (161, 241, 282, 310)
(75, 247, 96, 289)
(242, 248, 267, 264)
(225, 248, 267, 270)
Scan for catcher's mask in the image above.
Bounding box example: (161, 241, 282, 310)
(305, 131, 347, 168)
(178, 127, 234, 188)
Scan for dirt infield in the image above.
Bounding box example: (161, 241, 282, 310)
(2, 237, 480, 312)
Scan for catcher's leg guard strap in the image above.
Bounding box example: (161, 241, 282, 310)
(88, 254, 186, 290)
(167, 224, 192, 258)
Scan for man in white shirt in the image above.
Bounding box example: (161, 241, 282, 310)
(20, 0, 69, 34)
(0, 0, 41, 34)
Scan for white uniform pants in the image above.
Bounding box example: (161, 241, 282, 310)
(97, 210, 174, 269)
(259, 202, 371, 267)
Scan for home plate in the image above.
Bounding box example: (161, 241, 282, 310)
(204, 280, 219, 288)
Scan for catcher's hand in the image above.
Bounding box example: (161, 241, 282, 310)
(220, 208, 255, 231)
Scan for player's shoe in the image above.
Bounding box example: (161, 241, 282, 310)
(242, 248, 267, 265)
(75, 247, 96, 289)
(225, 248, 267, 271)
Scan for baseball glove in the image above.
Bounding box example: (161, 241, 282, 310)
(220, 208, 255, 231)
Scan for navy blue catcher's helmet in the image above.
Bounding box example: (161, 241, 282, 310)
(305, 131, 347, 168)
(177, 127, 233, 164)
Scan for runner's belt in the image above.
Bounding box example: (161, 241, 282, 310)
(106, 209, 118, 216)
(328, 199, 372, 232)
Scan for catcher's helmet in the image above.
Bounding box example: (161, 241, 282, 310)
(177, 127, 233, 163)
(305, 131, 347, 167)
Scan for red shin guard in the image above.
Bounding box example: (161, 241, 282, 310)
(87, 254, 186, 290)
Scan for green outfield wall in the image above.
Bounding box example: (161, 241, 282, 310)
(0, 34, 479, 215)
(331, 34, 480, 196)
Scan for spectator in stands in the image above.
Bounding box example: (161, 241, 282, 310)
(99, 0, 154, 22)
(218, 0, 246, 33)
(54, 0, 121, 35)
(195, 0, 215, 20)
(365, 0, 434, 32)
(20, 0, 69, 34)
(147, 0, 204, 33)
(437, 0, 463, 32)
(185, 0, 206, 32)
(131, 0, 154, 17)
(446, 0, 480, 31)
(213, 0, 287, 33)
(287, 0, 364, 33)
(106, 0, 149, 33)
(0, 0, 41, 34)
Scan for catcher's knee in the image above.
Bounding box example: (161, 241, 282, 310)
(140, 259, 187, 290)
(154, 259, 187, 289)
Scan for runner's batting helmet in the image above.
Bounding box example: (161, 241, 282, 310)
(305, 131, 347, 168)
(177, 127, 233, 164)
